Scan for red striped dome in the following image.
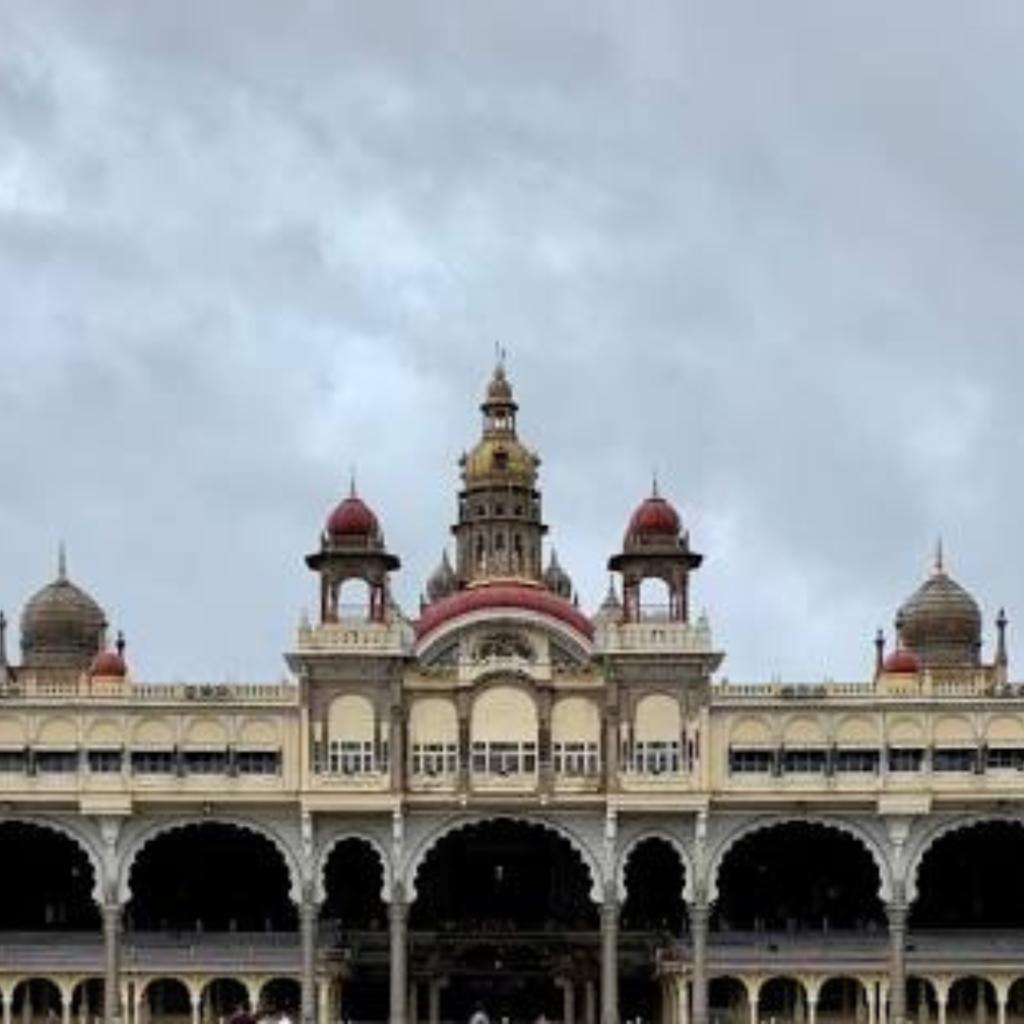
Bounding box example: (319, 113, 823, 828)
(883, 648, 920, 674)
(416, 582, 593, 641)
(626, 494, 681, 542)
(89, 649, 127, 678)
(327, 494, 380, 539)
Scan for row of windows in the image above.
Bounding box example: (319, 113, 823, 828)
(728, 746, 1024, 775)
(322, 741, 603, 777)
(0, 749, 281, 776)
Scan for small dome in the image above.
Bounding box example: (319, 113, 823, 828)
(90, 648, 127, 678)
(21, 562, 106, 671)
(897, 557, 982, 667)
(485, 364, 515, 404)
(326, 492, 381, 540)
(882, 647, 920, 674)
(426, 551, 458, 603)
(624, 492, 682, 545)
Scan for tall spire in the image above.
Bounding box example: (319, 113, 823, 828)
(57, 541, 68, 582)
(933, 537, 945, 575)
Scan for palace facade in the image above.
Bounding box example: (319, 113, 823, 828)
(0, 366, 1021, 1024)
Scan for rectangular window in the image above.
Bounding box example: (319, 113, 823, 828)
(131, 750, 176, 775)
(87, 750, 123, 773)
(888, 748, 924, 773)
(553, 742, 600, 776)
(470, 741, 537, 776)
(236, 751, 281, 775)
(327, 740, 376, 776)
(728, 748, 773, 774)
(631, 740, 682, 775)
(932, 747, 976, 772)
(0, 750, 26, 773)
(834, 749, 881, 774)
(183, 750, 228, 775)
(411, 743, 459, 777)
(35, 750, 79, 773)
(781, 748, 828, 774)
(986, 747, 1024, 771)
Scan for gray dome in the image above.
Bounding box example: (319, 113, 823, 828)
(897, 567, 982, 668)
(21, 567, 106, 671)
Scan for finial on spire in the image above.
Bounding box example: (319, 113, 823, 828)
(495, 342, 507, 373)
(651, 469, 660, 499)
(115, 630, 126, 657)
(933, 537, 945, 574)
(57, 541, 67, 582)
(874, 628, 885, 675)
(348, 466, 357, 498)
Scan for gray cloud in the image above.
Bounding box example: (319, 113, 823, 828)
(1, 1, 1023, 681)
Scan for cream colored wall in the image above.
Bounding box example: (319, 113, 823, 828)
(327, 694, 375, 743)
(409, 698, 458, 744)
(551, 697, 600, 744)
(471, 686, 537, 743)
(634, 693, 681, 741)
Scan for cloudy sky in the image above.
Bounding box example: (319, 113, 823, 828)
(1, 2, 1023, 682)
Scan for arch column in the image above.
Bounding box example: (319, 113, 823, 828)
(390, 890, 409, 1024)
(688, 897, 710, 1024)
(300, 891, 320, 1024)
(103, 899, 124, 1024)
(601, 883, 619, 1024)
(887, 897, 908, 1024)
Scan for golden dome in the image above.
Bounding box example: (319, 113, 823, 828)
(462, 436, 538, 487)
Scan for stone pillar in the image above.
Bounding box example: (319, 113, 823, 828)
(749, 997, 759, 1024)
(586, 982, 597, 1024)
(689, 900, 710, 1024)
(937, 991, 947, 1024)
(996, 991, 1006, 1024)
(390, 897, 409, 1024)
(601, 889, 619, 1024)
(62, 990, 72, 1024)
(867, 986, 877, 1024)
(301, 895, 319, 1024)
(428, 980, 443, 1024)
(562, 979, 577, 1024)
(318, 980, 331, 1024)
(2, 993, 10, 1024)
(675, 979, 688, 1024)
(808, 997, 818, 1024)
(390, 678, 406, 791)
(408, 982, 418, 1024)
(190, 991, 201, 1024)
(103, 901, 123, 1024)
(887, 902, 908, 1024)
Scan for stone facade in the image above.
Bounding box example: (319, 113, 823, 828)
(0, 367, 1020, 1024)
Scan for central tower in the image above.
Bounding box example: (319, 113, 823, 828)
(453, 363, 547, 587)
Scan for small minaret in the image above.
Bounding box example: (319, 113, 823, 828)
(306, 484, 400, 624)
(874, 628, 885, 677)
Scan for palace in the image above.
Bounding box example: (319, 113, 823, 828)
(0, 365, 1021, 1024)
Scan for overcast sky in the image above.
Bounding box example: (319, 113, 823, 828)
(1, 2, 1023, 683)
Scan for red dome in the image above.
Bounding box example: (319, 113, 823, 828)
(327, 494, 380, 538)
(627, 495, 681, 539)
(883, 648, 920, 674)
(89, 649, 127, 678)
(416, 583, 594, 641)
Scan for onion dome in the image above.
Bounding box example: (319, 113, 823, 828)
(882, 647, 920, 674)
(896, 547, 982, 668)
(426, 550, 458, 603)
(485, 363, 515, 405)
(622, 483, 689, 552)
(90, 633, 128, 678)
(543, 549, 573, 600)
(327, 489, 381, 542)
(21, 550, 106, 671)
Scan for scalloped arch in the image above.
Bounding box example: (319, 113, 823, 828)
(904, 812, 1024, 905)
(315, 831, 391, 906)
(0, 815, 105, 906)
(617, 829, 693, 903)
(405, 813, 603, 904)
(118, 816, 303, 906)
(706, 815, 892, 905)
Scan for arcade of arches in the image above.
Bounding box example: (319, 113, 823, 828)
(8, 819, 1024, 1024)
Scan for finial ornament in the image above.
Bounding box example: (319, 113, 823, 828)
(494, 342, 507, 372)
(348, 466, 357, 498)
(934, 537, 945, 574)
(115, 630, 126, 657)
(57, 541, 67, 582)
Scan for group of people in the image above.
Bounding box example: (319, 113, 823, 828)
(227, 1007, 294, 1024)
